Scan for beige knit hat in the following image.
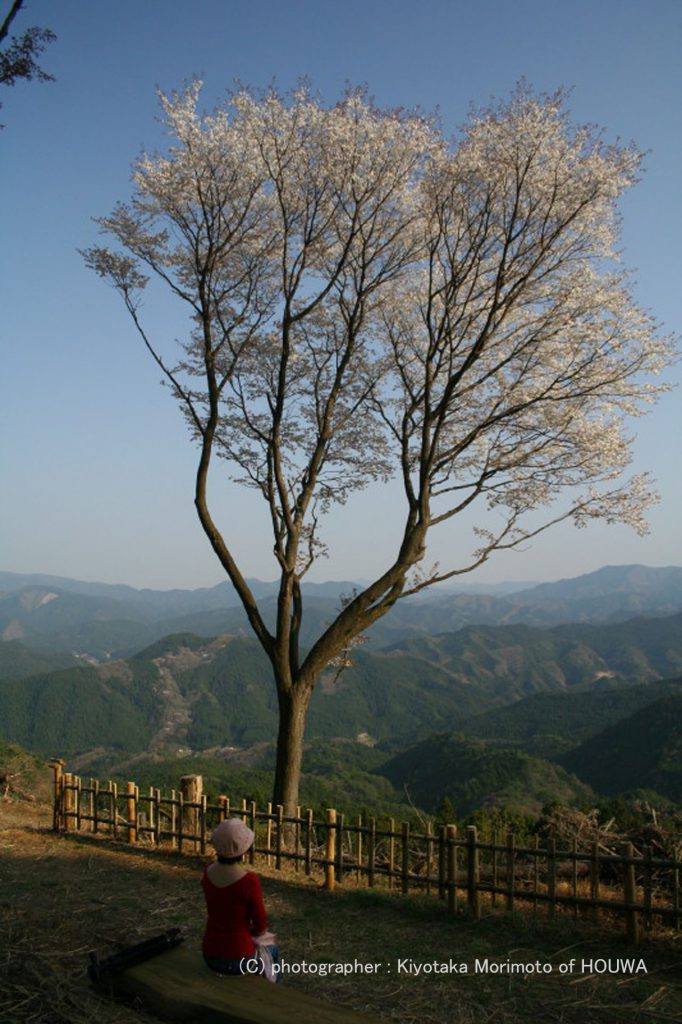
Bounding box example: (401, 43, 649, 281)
(211, 818, 254, 858)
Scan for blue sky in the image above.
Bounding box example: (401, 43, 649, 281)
(1, 0, 680, 590)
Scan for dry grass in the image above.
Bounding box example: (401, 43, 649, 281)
(2, 799, 682, 1024)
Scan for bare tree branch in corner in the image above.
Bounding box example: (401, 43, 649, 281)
(1, 0, 56, 123)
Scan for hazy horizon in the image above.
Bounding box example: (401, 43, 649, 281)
(2, 561, 681, 596)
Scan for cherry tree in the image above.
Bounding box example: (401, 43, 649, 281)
(83, 83, 673, 812)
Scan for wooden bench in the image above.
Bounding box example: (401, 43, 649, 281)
(101, 943, 377, 1024)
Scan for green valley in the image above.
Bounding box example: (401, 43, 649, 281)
(2, 565, 682, 824)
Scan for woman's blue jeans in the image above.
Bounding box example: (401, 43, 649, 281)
(204, 944, 280, 980)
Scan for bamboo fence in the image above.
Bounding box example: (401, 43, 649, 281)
(50, 761, 682, 944)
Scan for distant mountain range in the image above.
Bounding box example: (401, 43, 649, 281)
(0, 569, 537, 607)
(1, 612, 682, 807)
(0, 571, 368, 618)
(2, 610, 682, 756)
(1, 564, 681, 659)
(2, 563, 682, 817)
(387, 612, 682, 699)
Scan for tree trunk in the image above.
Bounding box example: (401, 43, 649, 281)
(272, 684, 311, 817)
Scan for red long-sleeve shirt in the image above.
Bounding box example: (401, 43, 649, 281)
(201, 868, 268, 959)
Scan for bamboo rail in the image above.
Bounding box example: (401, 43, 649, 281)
(50, 763, 682, 944)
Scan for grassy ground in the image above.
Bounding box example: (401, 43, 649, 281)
(1, 799, 682, 1024)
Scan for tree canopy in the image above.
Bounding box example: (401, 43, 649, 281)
(84, 82, 674, 810)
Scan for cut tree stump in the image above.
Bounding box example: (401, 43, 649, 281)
(100, 943, 378, 1024)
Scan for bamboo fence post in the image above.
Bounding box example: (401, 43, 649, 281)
(547, 837, 557, 918)
(178, 791, 184, 853)
(111, 781, 118, 837)
(305, 809, 313, 875)
(447, 824, 457, 914)
(426, 822, 433, 896)
(673, 845, 680, 931)
(438, 824, 446, 900)
(200, 794, 207, 855)
(87, 777, 95, 832)
(241, 798, 247, 823)
(336, 812, 345, 884)
(93, 779, 100, 834)
(154, 788, 161, 845)
(85, 776, 92, 831)
(492, 830, 499, 908)
(131, 782, 139, 843)
(50, 759, 65, 831)
(170, 788, 177, 848)
(250, 801, 257, 866)
(137, 787, 145, 842)
(56, 772, 64, 832)
(126, 782, 136, 844)
(506, 832, 515, 911)
(81, 777, 88, 831)
(644, 845, 653, 931)
(57, 771, 64, 832)
(325, 808, 336, 891)
(266, 803, 273, 865)
(590, 841, 600, 923)
(63, 772, 74, 832)
(466, 826, 480, 919)
(75, 776, 82, 831)
(388, 817, 395, 889)
(276, 805, 284, 871)
(80, 777, 87, 832)
(356, 815, 363, 883)
(401, 822, 410, 894)
(62, 770, 71, 831)
(622, 841, 640, 944)
(571, 839, 578, 919)
(368, 817, 376, 887)
(218, 795, 228, 823)
(295, 805, 301, 872)
(180, 775, 202, 853)
(85, 776, 92, 830)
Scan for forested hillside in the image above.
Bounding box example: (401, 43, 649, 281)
(0, 640, 77, 680)
(386, 613, 682, 698)
(0, 660, 160, 756)
(2, 565, 682, 819)
(559, 694, 682, 802)
(3, 613, 682, 762)
(457, 677, 682, 757)
(380, 734, 594, 817)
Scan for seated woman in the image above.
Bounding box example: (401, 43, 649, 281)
(201, 817, 278, 979)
